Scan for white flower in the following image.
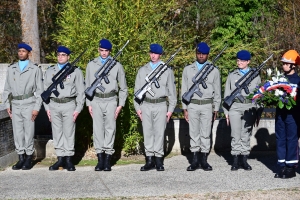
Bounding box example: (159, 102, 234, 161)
(272, 71, 286, 83)
(279, 77, 288, 82)
(266, 68, 272, 77)
(275, 89, 284, 96)
(290, 84, 297, 97)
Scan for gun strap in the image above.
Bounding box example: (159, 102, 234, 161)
(190, 99, 213, 105)
(233, 98, 252, 104)
(94, 91, 117, 98)
(50, 97, 76, 103)
(144, 97, 166, 104)
(12, 93, 34, 100)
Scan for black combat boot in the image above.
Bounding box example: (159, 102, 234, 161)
(231, 155, 239, 171)
(12, 154, 25, 170)
(22, 155, 33, 170)
(240, 155, 252, 170)
(49, 156, 65, 171)
(155, 157, 164, 171)
(200, 153, 212, 171)
(95, 153, 105, 171)
(281, 167, 296, 179)
(274, 166, 286, 178)
(187, 152, 199, 171)
(65, 156, 76, 171)
(103, 154, 112, 171)
(140, 156, 155, 171)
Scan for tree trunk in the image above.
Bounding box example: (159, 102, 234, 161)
(19, 0, 40, 64)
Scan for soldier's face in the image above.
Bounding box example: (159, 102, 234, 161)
(99, 48, 110, 59)
(237, 59, 250, 70)
(149, 52, 161, 63)
(196, 52, 208, 64)
(57, 53, 70, 64)
(18, 48, 30, 61)
(282, 62, 295, 74)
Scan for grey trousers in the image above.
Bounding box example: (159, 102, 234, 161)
(187, 103, 213, 153)
(91, 97, 117, 155)
(49, 101, 76, 156)
(12, 103, 35, 155)
(228, 103, 256, 155)
(140, 101, 167, 157)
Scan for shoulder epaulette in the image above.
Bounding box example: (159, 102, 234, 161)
(8, 61, 16, 67)
(47, 65, 55, 69)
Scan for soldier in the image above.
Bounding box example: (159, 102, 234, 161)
(85, 39, 128, 171)
(3, 43, 43, 170)
(181, 42, 221, 171)
(43, 46, 85, 171)
(274, 50, 300, 179)
(134, 44, 177, 171)
(223, 50, 261, 171)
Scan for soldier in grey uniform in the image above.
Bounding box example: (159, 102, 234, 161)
(223, 50, 261, 171)
(181, 42, 221, 171)
(85, 39, 128, 171)
(134, 44, 177, 171)
(43, 46, 85, 171)
(3, 43, 43, 170)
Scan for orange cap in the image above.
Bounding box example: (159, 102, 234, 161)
(281, 50, 300, 64)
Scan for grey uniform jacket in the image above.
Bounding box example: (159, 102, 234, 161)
(3, 61, 43, 111)
(43, 64, 85, 113)
(133, 62, 177, 113)
(223, 68, 261, 115)
(85, 58, 128, 106)
(181, 61, 221, 111)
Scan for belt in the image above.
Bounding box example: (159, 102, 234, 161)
(190, 99, 213, 105)
(51, 97, 76, 103)
(233, 98, 252, 104)
(94, 91, 117, 98)
(12, 93, 34, 100)
(144, 97, 166, 103)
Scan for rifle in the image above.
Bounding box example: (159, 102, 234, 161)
(182, 45, 227, 105)
(222, 54, 274, 110)
(85, 40, 129, 100)
(134, 47, 182, 104)
(41, 48, 87, 104)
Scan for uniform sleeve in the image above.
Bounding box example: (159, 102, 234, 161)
(74, 69, 85, 113)
(85, 64, 91, 107)
(181, 67, 188, 109)
(3, 69, 11, 109)
(212, 68, 221, 112)
(167, 69, 177, 113)
(33, 67, 44, 111)
(223, 74, 231, 115)
(43, 70, 50, 111)
(133, 69, 141, 112)
(117, 63, 128, 107)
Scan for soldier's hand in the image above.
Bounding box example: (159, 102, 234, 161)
(31, 110, 39, 121)
(88, 106, 93, 118)
(7, 108, 12, 119)
(212, 111, 218, 122)
(226, 114, 230, 126)
(73, 111, 79, 122)
(137, 110, 142, 121)
(166, 112, 172, 123)
(183, 109, 189, 123)
(46, 110, 51, 122)
(114, 106, 122, 120)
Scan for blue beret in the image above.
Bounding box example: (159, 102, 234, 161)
(196, 42, 210, 54)
(57, 46, 71, 55)
(18, 43, 32, 52)
(99, 39, 112, 50)
(237, 50, 251, 60)
(150, 44, 163, 54)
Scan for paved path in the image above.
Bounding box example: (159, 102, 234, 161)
(0, 152, 299, 199)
